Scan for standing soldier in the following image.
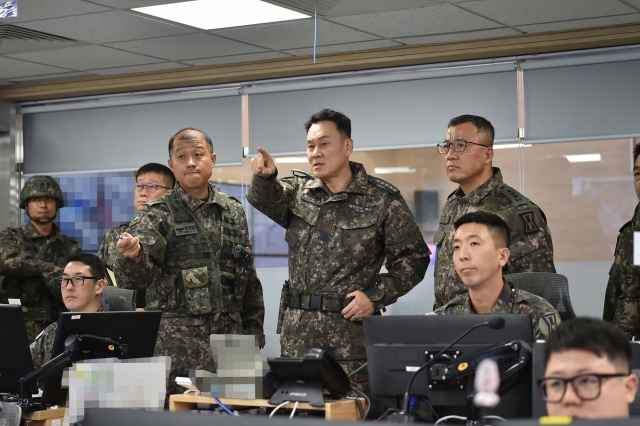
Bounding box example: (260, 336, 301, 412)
(0, 176, 81, 341)
(248, 109, 430, 389)
(603, 143, 640, 340)
(434, 115, 555, 309)
(114, 128, 265, 394)
(97, 163, 174, 306)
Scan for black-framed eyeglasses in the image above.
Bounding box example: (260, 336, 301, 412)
(538, 373, 628, 403)
(134, 183, 171, 193)
(437, 139, 491, 154)
(54, 276, 99, 288)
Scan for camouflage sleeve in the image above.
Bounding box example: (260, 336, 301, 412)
(507, 207, 556, 274)
(97, 227, 125, 270)
(0, 229, 57, 278)
(532, 308, 562, 339)
(246, 171, 296, 228)
(30, 324, 56, 369)
(231, 202, 266, 348)
(609, 229, 640, 339)
(112, 207, 170, 290)
(369, 194, 431, 309)
(43, 240, 81, 300)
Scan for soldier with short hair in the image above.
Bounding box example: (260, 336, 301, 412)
(114, 128, 265, 395)
(97, 162, 175, 306)
(0, 176, 81, 341)
(602, 143, 640, 339)
(434, 211, 561, 339)
(248, 109, 431, 389)
(434, 114, 555, 309)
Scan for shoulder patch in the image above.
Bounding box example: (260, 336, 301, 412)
(368, 175, 399, 194)
(292, 169, 314, 179)
(519, 211, 539, 234)
(499, 185, 529, 207)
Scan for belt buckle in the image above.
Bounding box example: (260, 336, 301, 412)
(310, 294, 323, 311)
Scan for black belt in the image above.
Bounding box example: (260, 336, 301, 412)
(287, 291, 353, 313)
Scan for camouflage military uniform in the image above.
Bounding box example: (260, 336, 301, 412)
(0, 222, 80, 342)
(603, 203, 640, 339)
(30, 306, 107, 369)
(247, 162, 431, 384)
(113, 183, 265, 394)
(434, 280, 561, 339)
(434, 168, 555, 309)
(97, 223, 129, 271)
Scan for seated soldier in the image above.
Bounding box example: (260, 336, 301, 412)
(434, 211, 561, 339)
(539, 317, 638, 419)
(30, 252, 107, 368)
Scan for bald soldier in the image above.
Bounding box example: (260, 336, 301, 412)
(434, 115, 555, 309)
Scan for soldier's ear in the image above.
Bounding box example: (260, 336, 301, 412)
(498, 247, 509, 267)
(95, 278, 106, 295)
(485, 146, 494, 164)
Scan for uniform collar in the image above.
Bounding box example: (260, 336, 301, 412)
(451, 167, 503, 205)
(24, 221, 63, 241)
(303, 161, 368, 195)
(176, 182, 220, 210)
(465, 278, 515, 314)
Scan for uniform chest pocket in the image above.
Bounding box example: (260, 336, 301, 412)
(337, 213, 378, 256)
(285, 202, 319, 248)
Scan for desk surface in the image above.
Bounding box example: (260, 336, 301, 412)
(23, 407, 65, 421)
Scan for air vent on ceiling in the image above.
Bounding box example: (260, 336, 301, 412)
(0, 24, 79, 54)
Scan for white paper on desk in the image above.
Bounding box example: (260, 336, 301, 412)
(635, 232, 640, 266)
(8, 298, 21, 305)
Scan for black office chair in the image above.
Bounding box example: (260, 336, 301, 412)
(101, 286, 136, 312)
(503, 272, 576, 322)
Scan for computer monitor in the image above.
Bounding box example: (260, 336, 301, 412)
(41, 311, 163, 406)
(0, 305, 35, 394)
(364, 314, 534, 420)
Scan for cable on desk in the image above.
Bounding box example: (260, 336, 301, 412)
(289, 401, 299, 419)
(349, 386, 371, 420)
(434, 415, 466, 425)
(373, 407, 399, 422)
(269, 400, 291, 418)
(484, 415, 507, 423)
(214, 398, 237, 416)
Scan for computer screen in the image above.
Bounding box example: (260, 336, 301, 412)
(0, 305, 35, 394)
(42, 311, 162, 406)
(364, 314, 534, 420)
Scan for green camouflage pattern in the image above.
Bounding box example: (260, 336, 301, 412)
(97, 223, 129, 271)
(603, 202, 640, 339)
(0, 222, 80, 339)
(20, 175, 64, 209)
(434, 280, 561, 339)
(247, 162, 430, 369)
(30, 306, 106, 368)
(433, 168, 555, 309)
(113, 184, 265, 385)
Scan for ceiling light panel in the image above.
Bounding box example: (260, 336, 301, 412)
(133, 0, 309, 30)
(563, 153, 601, 163)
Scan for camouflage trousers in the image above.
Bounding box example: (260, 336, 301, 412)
(25, 320, 51, 343)
(155, 313, 244, 397)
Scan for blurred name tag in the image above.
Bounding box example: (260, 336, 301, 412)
(635, 232, 640, 266)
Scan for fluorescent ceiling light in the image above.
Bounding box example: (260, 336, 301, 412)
(275, 157, 308, 164)
(374, 167, 416, 175)
(563, 153, 601, 163)
(133, 0, 309, 30)
(493, 143, 532, 150)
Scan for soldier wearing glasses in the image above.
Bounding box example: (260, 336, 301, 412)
(433, 115, 555, 309)
(97, 163, 175, 305)
(30, 253, 108, 368)
(539, 317, 638, 419)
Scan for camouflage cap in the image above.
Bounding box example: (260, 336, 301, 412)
(20, 176, 64, 209)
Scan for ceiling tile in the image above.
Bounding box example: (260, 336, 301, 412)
(88, 62, 189, 75)
(330, 3, 498, 39)
(396, 28, 519, 45)
(0, 56, 70, 79)
(212, 18, 376, 50)
(88, 0, 194, 9)
(106, 33, 266, 61)
(457, 0, 636, 26)
(324, 0, 449, 16)
(183, 51, 291, 66)
(516, 14, 640, 33)
(7, 45, 161, 70)
(625, 0, 640, 10)
(283, 39, 399, 56)
(15, 10, 195, 44)
(1, 0, 109, 23)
